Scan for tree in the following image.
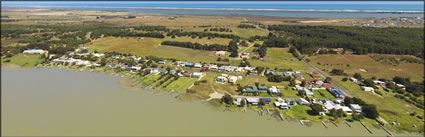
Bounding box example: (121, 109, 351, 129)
(325, 77, 332, 83)
(221, 94, 233, 105)
(352, 113, 364, 121)
(363, 104, 379, 119)
(353, 73, 363, 80)
(240, 98, 245, 107)
(363, 79, 375, 87)
(311, 104, 324, 115)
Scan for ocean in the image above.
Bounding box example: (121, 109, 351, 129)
(2, 1, 424, 18)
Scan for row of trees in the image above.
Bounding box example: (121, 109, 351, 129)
(267, 25, 424, 58)
(237, 24, 256, 29)
(134, 25, 170, 32)
(167, 30, 240, 39)
(205, 28, 232, 32)
(161, 41, 228, 51)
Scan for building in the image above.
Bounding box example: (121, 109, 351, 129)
(23, 49, 45, 54)
(327, 88, 345, 98)
(349, 77, 358, 83)
(261, 98, 271, 104)
(194, 63, 202, 68)
(216, 76, 227, 83)
(310, 73, 320, 78)
(215, 51, 226, 56)
(298, 98, 310, 105)
(242, 85, 259, 93)
(229, 76, 238, 84)
(246, 97, 259, 105)
(361, 86, 375, 92)
(373, 80, 385, 86)
(184, 62, 194, 67)
(350, 104, 362, 113)
(233, 98, 242, 106)
(304, 88, 314, 96)
(192, 72, 204, 78)
(268, 86, 280, 95)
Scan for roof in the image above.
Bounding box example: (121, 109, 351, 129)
(350, 104, 362, 110)
(246, 97, 259, 103)
(262, 98, 271, 102)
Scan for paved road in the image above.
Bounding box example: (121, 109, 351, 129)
(302, 59, 353, 97)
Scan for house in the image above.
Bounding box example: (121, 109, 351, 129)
(298, 98, 310, 105)
(93, 53, 105, 57)
(246, 97, 259, 105)
(170, 70, 177, 75)
(361, 86, 375, 92)
(233, 98, 242, 106)
(75, 53, 90, 57)
(249, 69, 258, 75)
(229, 76, 238, 84)
(294, 80, 302, 85)
(322, 100, 336, 111)
(286, 98, 297, 106)
(240, 52, 250, 59)
(194, 63, 202, 68)
(242, 85, 259, 93)
(64, 51, 74, 56)
(23, 49, 45, 54)
(235, 67, 244, 72)
(215, 51, 226, 56)
(192, 72, 204, 78)
(261, 98, 271, 104)
(310, 73, 320, 78)
(373, 80, 385, 86)
(268, 86, 280, 95)
(210, 65, 218, 69)
(158, 61, 166, 64)
(160, 69, 168, 75)
(327, 88, 345, 98)
(349, 77, 358, 83)
(184, 62, 194, 67)
(183, 73, 192, 77)
(274, 102, 289, 109)
(322, 83, 333, 89)
(333, 99, 343, 104)
(293, 85, 303, 91)
(283, 71, 293, 77)
(350, 104, 362, 113)
(150, 68, 159, 74)
(216, 76, 228, 83)
(304, 88, 314, 96)
(258, 85, 268, 92)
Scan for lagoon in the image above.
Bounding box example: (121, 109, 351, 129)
(1, 68, 420, 136)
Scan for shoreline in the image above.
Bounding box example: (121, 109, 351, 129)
(3, 6, 424, 14)
(2, 64, 424, 136)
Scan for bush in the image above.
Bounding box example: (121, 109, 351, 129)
(186, 89, 197, 93)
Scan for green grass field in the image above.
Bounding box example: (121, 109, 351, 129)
(2, 54, 44, 67)
(166, 77, 198, 92)
(310, 54, 424, 81)
(139, 73, 161, 86)
(334, 78, 424, 132)
(250, 48, 312, 71)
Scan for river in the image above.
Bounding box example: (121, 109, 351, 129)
(1, 68, 421, 136)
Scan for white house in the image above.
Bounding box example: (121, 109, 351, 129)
(192, 72, 204, 78)
(216, 76, 227, 83)
(246, 97, 259, 105)
(93, 53, 105, 57)
(23, 49, 45, 54)
(361, 86, 375, 92)
(350, 104, 362, 113)
(373, 80, 385, 85)
(194, 63, 202, 68)
(229, 76, 238, 84)
(233, 98, 242, 106)
(304, 88, 314, 96)
(298, 98, 310, 105)
(349, 77, 358, 83)
(210, 65, 218, 69)
(274, 102, 289, 109)
(269, 86, 280, 95)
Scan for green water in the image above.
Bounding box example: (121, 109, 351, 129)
(1, 68, 421, 136)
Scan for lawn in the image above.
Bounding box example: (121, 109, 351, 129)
(309, 54, 424, 81)
(87, 37, 162, 55)
(334, 78, 424, 132)
(139, 73, 161, 86)
(166, 77, 198, 93)
(250, 48, 312, 71)
(2, 53, 45, 67)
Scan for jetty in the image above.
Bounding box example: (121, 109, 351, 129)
(279, 113, 285, 121)
(360, 122, 373, 134)
(266, 108, 270, 115)
(321, 121, 328, 128)
(299, 119, 305, 126)
(345, 121, 351, 128)
(330, 121, 338, 127)
(379, 124, 394, 137)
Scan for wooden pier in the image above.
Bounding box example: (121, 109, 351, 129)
(379, 124, 394, 137)
(299, 119, 304, 126)
(345, 121, 351, 128)
(361, 122, 373, 134)
(279, 114, 285, 121)
(321, 121, 328, 128)
(266, 108, 270, 115)
(330, 121, 338, 127)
